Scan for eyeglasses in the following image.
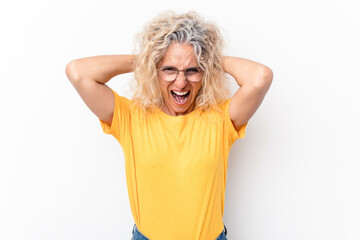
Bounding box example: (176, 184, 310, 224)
(157, 66, 203, 82)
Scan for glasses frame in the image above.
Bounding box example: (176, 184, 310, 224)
(156, 66, 204, 82)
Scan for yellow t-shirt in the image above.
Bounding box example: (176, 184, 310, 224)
(99, 89, 247, 240)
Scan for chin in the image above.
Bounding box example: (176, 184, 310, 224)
(166, 96, 195, 116)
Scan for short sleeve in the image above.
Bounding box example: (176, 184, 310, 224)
(99, 89, 131, 144)
(223, 98, 247, 144)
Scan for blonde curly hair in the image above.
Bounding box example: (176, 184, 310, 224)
(132, 11, 229, 112)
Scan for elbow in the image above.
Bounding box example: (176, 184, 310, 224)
(254, 66, 273, 91)
(65, 60, 80, 84)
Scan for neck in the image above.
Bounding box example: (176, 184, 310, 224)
(161, 102, 196, 116)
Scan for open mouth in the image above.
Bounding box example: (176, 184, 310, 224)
(171, 90, 190, 105)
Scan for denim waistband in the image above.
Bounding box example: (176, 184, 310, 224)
(131, 224, 227, 240)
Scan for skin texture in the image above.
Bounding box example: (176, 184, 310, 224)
(66, 52, 273, 130)
(223, 56, 273, 130)
(157, 43, 203, 116)
(65, 55, 135, 125)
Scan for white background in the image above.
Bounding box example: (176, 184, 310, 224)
(1, 0, 359, 239)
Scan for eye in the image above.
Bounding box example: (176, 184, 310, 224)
(161, 67, 177, 74)
(185, 67, 201, 75)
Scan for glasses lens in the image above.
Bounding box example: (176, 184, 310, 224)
(159, 67, 202, 82)
(159, 67, 177, 81)
(185, 67, 201, 75)
(186, 67, 202, 82)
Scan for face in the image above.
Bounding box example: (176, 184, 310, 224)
(157, 43, 203, 116)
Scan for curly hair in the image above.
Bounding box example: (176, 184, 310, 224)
(132, 11, 229, 112)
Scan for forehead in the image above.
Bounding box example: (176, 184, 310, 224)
(159, 43, 198, 67)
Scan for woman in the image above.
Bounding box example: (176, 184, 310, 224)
(66, 11, 273, 240)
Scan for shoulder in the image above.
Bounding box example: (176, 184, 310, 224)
(196, 98, 231, 122)
(112, 90, 131, 104)
(217, 98, 231, 111)
(209, 98, 231, 117)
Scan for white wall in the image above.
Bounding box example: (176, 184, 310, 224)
(1, 0, 359, 239)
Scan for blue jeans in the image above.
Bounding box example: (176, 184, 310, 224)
(131, 224, 228, 240)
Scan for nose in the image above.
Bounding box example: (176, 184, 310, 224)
(174, 71, 187, 89)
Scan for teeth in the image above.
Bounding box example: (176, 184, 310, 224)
(173, 90, 189, 96)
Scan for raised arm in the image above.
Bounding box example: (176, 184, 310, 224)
(222, 56, 273, 130)
(65, 55, 135, 125)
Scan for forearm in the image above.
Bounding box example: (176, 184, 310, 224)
(222, 56, 273, 88)
(66, 54, 136, 84)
